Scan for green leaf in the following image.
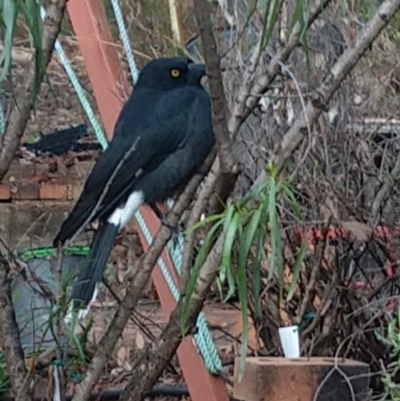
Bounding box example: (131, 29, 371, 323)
(237, 222, 249, 382)
(18, 0, 44, 101)
(288, 0, 304, 36)
(281, 183, 301, 217)
(185, 212, 225, 234)
(181, 219, 223, 333)
(267, 175, 284, 301)
(0, 0, 18, 81)
(221, 211, 241, 301)
(218, 203, 236, 285)
(286, 241, 307, 302)
(262, 0, 282, 49)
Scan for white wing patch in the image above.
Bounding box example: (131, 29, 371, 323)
(107, 190, 144, 228)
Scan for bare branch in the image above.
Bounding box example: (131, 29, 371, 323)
(194, 0, 238, 213)
(228, 0, 333, 138)
(0, 255, 33, 401)
(271, 0, 400, 171)
(193, 0, 232, 172)
(370, 147, 400, 225)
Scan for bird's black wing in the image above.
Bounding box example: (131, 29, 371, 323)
(53, 89, 199, 246)
(95, 88, 214, 219)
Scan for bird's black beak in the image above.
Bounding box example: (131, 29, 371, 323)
(188, 63, 206, 81)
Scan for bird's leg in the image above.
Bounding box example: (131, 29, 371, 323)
(149, 203, 181, 233)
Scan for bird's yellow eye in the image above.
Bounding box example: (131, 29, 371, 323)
(171, 68, 180, 78)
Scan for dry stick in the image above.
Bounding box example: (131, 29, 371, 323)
(0, 256, 33, 401)
(121, 234, 225, 401)
(228, 0, 334, 139)
(271, 0, 400, 171)
(70, 153, 215, 401)
(295, 221, 331, 326)
(0, 0, 68, 181)
(194, 0, 238, 214)
(370, 154, 400, 225)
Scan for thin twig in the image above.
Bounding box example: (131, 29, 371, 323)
(0, 254, 33, 401)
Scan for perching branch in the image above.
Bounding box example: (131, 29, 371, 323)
(194, 0, 238, 213)
(0, 255, 33, 401)
(0, 0, 68, 180)
(70, 152, 215, 401)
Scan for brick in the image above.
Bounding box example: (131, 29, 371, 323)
(39, 184, 68, 200)
(0, 184, 11, 200)
(12, 183, 40, 200)
(233, 357, 369, 401)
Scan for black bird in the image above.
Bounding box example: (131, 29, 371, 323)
(53, 57, 214, 317)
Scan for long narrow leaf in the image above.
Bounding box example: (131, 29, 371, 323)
(185, 212, 226, 234)
(0, 0, 17, 81)
(237, 223, 248, 382)
(18, 0, 44, 101)
(286, 240, 307, 302)
(262, 0, 282, 49)
(181, 219, 223, 333)
(221, 211, 241, 301)
(219, 203, 236, 285)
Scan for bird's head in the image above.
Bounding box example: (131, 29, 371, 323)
(136, 57, 206, 91)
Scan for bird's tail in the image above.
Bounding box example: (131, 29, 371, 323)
(68, 222, 119, 319)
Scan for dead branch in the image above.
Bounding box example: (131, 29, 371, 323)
(270, 0, 400, 171)
(120, 234, 225, 401)
(0, 0, 68, 180)
(0, 255, 33, 401)
(370, 153, 400, 225)
(70, 153, 215, 401)
(228, 0, 333, 139)
(194, 0, 238, 213)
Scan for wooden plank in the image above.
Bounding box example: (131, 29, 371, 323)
(67, 0, 129, 140)
(67, 1, 229, 400)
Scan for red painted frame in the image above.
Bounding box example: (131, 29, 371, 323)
(66, 1, 230, 401)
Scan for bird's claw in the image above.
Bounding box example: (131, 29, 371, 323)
(160, 214, 184, 237)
